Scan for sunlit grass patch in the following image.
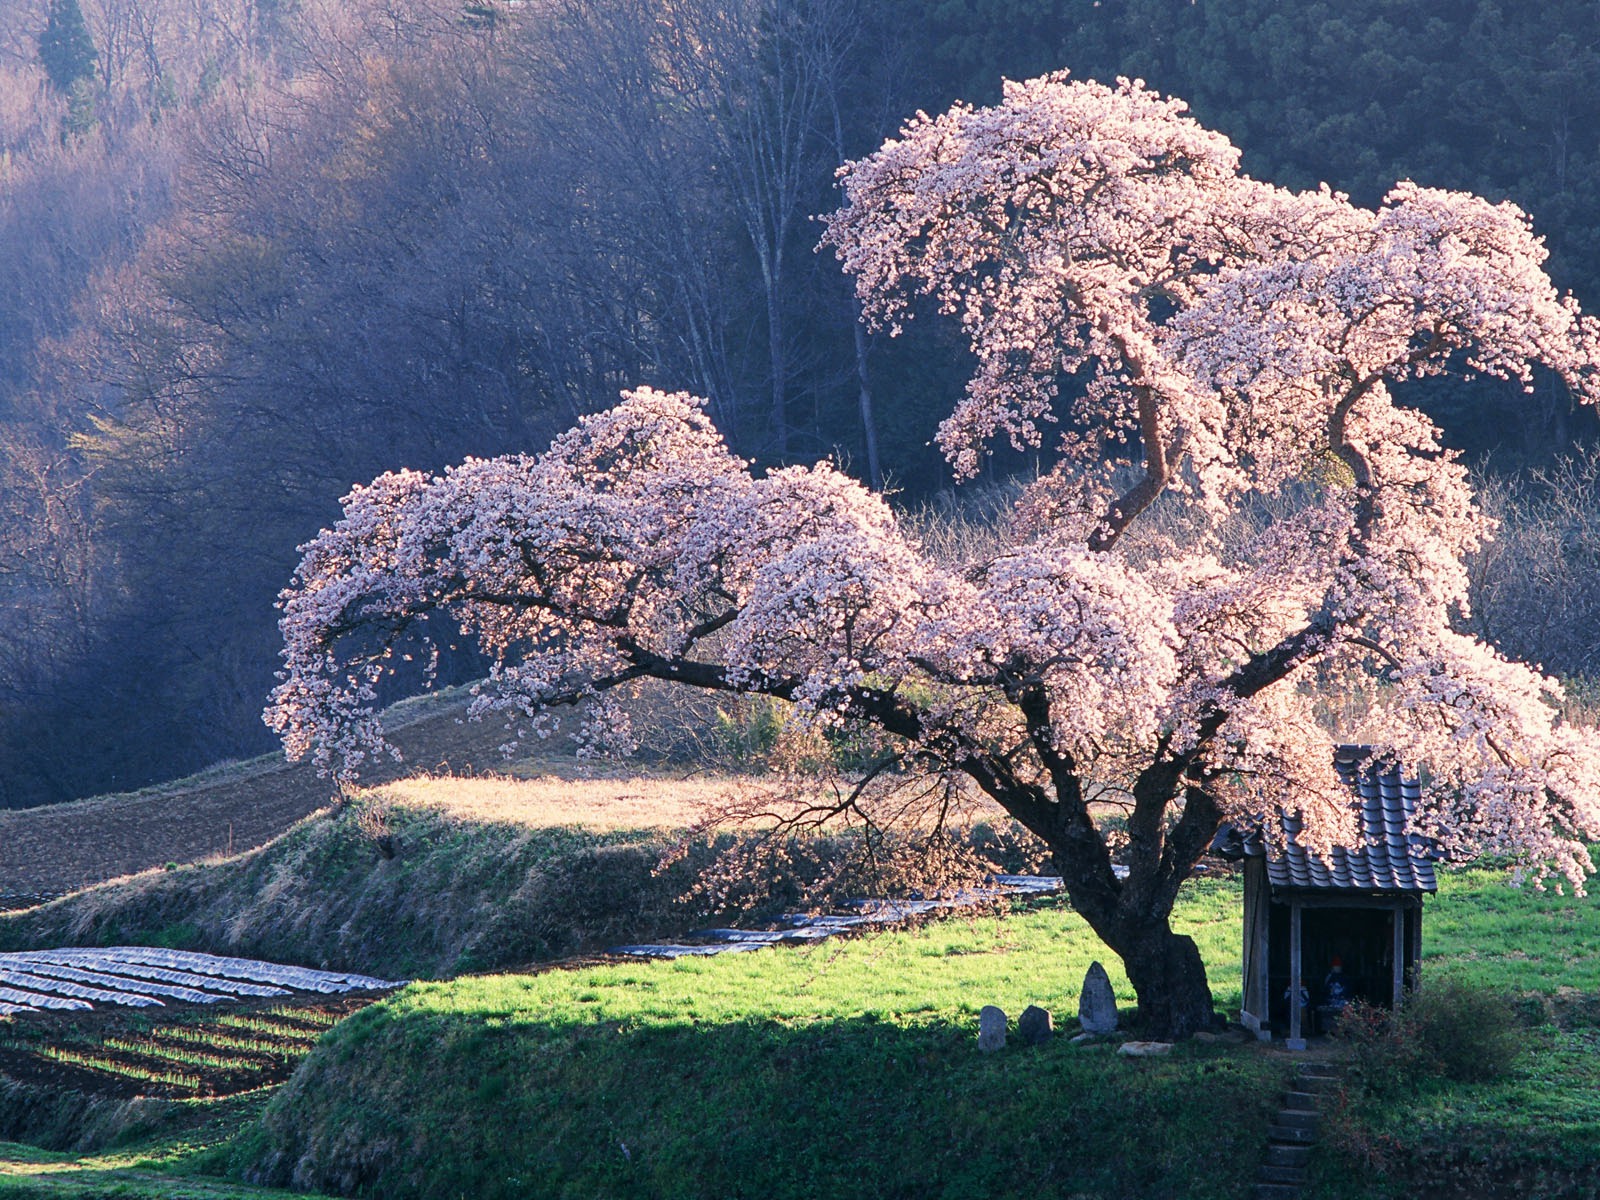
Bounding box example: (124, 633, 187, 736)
(0, 1132, 332, 1198)
(1424, 865, 1600, 994)
(244, 888, 1272, 1200)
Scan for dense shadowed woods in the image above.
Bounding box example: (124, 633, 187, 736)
(2, 0, 1600, 807)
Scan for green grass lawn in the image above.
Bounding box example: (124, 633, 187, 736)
(233, 881, 1282, 1200)
(5, 864, 1600, 1199)
(1426, 866, 1600, 993)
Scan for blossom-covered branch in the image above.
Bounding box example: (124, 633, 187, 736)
(270, 74, 1600, 1037)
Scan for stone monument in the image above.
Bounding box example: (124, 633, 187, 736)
(1078, 961, 1119, 1034)
(1018, 1004, 1053, 1045)
(978, 1004, 1007, 1052)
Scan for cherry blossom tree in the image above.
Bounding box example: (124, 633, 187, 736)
(266, 73, 1600, 1039)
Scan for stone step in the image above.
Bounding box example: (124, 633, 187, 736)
(1295, 1063, 1337, 1079)
(1268, 1123, 1317, 1144)
(1258, 1165, 1308, 1186)
(1256, 1066, 1326, 1197)
(1264, 1143, 1312, 1169)
(1293, 1073, 1339, 1092)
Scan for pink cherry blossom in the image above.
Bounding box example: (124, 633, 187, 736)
(268, 75, 1600, 1038)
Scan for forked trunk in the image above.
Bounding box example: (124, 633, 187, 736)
(1118, 927, 1217, 1041)
(1058, 867, 1219, 1040)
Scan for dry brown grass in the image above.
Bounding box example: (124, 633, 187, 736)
(0, 670, 1028, 904)
(0, 689, 708, 896)
(365, 772, 784, 832)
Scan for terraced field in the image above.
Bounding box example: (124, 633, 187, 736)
(0, 998, 371, 1101)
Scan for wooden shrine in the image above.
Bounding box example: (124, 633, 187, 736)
(1213, 746, 1438, 1047)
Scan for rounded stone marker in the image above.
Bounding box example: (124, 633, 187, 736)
(1018, 1004, 1053, 1045)
(978, 1004, 1007, 1052)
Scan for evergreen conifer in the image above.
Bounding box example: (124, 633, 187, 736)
(38, 0, 97, 94)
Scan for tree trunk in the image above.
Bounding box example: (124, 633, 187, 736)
(851, 303, 882, 489)
(1052, 858, 1220, 1041)
(1117, 925, 1217, 1041)
(767, 283, 788, 459)
(1032, 772, 1219, 1042)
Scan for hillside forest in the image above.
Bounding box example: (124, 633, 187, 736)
(4, 0, 1600, 808)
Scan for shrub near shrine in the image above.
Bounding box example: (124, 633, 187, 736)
(267, 74, 1600, 1040)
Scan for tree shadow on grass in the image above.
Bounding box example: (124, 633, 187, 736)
(243, 1004, 1280, 1200)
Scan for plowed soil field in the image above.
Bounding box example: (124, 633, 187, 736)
(0, 697, 512, 897)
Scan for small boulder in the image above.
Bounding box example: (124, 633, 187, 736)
(1017, 1005, 1053, 1046)
(1078, 961, 1119, 1034)
(978, 1005, 1007, 1052)
(1191, 1029, 1246, 1045)
(1117, 1041, 1174, 1058)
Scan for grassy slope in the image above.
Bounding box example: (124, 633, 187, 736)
(229, 865, 1600, 1200)
(0, 777, 778, 980)
(5, 743, 1600, 1199)
(4, 860, 1600, 1198)
(237, 881, 1281, 1200)
(0, 872, 1278, 1200)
